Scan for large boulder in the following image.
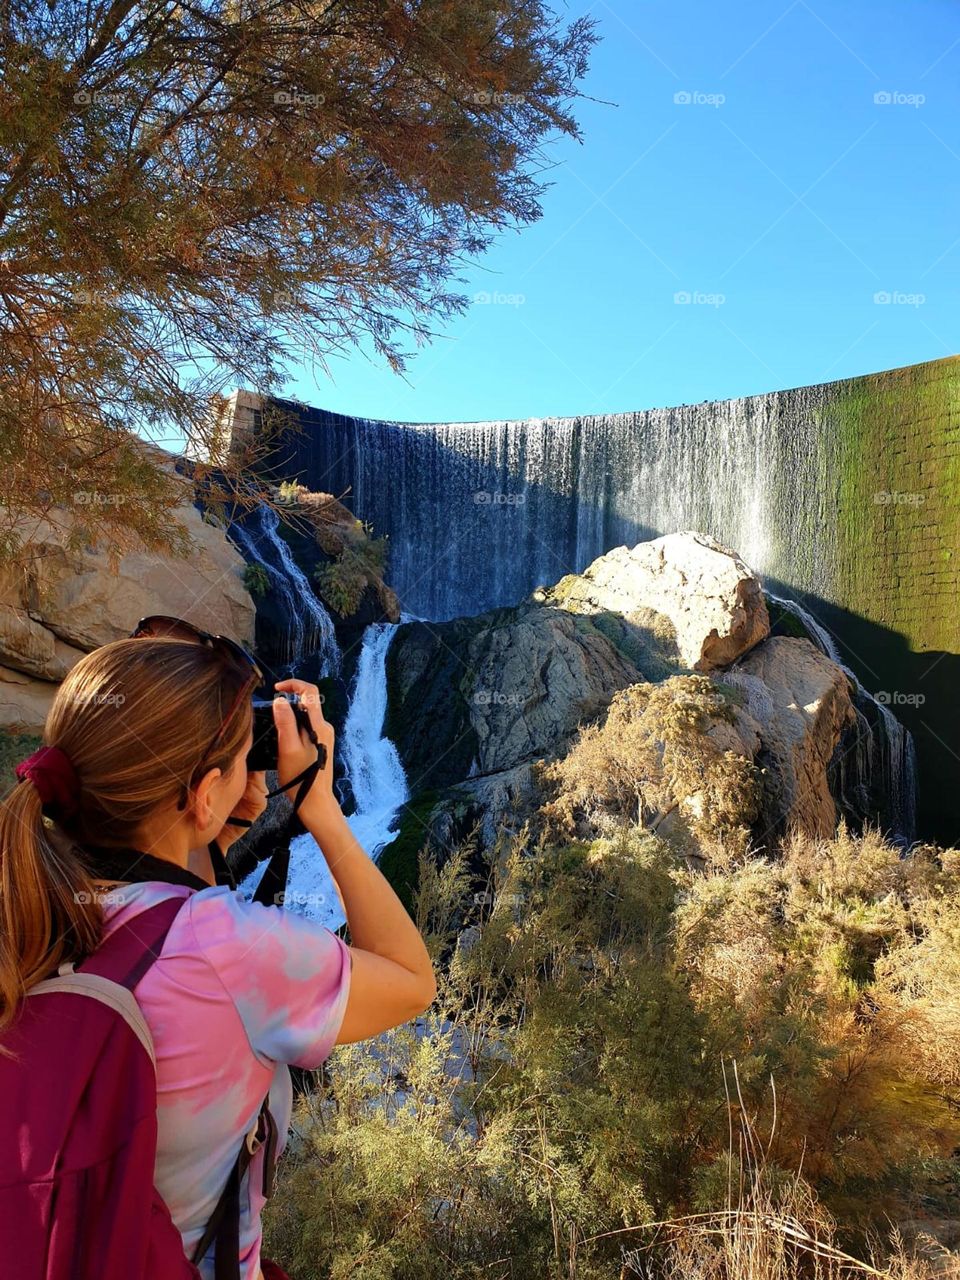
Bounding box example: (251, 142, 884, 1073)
(0, 665, 59, 732)
(385, 602, 663, 794)
(536, 531, 769, 672)
(719, 636, 857, 841)
(0, 465, 256, 733)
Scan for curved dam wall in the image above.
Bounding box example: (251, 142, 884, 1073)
(226, 355, 960, 844)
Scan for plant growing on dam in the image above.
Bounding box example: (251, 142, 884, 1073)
(262, 822, 960, 1279)
(314, 528, 390, 618)
(0, 0, 596, 560)
(241, 562, 271, 600)
(534, 674, 762, 863)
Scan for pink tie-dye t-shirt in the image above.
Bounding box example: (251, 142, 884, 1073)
(99, 880, 352, 1279)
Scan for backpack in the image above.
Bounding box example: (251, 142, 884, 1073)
(0, 894, 278, 1280)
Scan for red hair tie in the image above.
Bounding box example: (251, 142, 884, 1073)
(14, 745, 81, 820)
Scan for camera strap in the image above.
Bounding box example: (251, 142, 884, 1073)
(211, 723, 328, 906)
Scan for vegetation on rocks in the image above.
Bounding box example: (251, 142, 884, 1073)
(242, 563, 271, 600)
(534, 674, 762, 863)
(314, 523, 391, 619)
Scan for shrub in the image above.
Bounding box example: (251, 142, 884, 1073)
(242, 562, 271, 599)
(534, 674, 761, 863)
(314, 527, 390, 618)
(262, 823, 960, 1278)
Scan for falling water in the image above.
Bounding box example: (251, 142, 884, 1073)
(767, 592, 918, 844)
(243, 619, 411, 927)
(228, 503, 340, 676)
(256, 388, 838, 622)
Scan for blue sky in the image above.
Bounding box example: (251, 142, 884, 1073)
(280, 0, 960, 423)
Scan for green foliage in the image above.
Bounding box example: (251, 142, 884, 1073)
(0, 730, 43, 797)
(241, 562, 270, 599)
(262, 823, 960, 1279)
(314, 531, 390, 618)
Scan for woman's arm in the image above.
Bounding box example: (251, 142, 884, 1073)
(301, 793, 437, 1042)
(273, 679, 437, 1043)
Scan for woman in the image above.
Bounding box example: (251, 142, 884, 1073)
(0, 630, 437, 1279)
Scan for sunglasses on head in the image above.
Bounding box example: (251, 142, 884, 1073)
(129, 615, 263, 768)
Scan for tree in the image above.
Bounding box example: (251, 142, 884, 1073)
(0, 0, 596, 557)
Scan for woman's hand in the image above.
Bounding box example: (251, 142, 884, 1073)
(273, 678, 338, 815)
(217, 770, 269, 850)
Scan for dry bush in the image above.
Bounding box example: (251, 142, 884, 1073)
(535, 675, 760, 862)
(263, 824, 960, 1280)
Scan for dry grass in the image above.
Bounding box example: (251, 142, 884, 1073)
(612, 1071, 957, 1280)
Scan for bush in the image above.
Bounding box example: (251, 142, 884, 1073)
(534, 674, 761, 863)
(314, 526, 390, 618)
(262, 822, 960, 1279)
(242, 562, 271, 599)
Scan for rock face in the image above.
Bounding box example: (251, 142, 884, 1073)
(537, 531, 770, 673)
(718, 637, 857, 841)
(389, 535, 859, 858)
(385, 603, 663, 796)
(0, 474, 255, 733)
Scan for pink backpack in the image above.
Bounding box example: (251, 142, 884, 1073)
(0, 897, 206, 1279)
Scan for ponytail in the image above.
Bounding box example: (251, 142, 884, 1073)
(0, 781, 100, 1037)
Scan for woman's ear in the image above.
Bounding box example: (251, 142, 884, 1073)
(188, 766, 223, 833)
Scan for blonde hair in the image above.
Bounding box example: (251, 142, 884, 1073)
(0, 637, 254, 1034)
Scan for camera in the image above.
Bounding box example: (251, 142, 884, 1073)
(247, 692, 326, 773)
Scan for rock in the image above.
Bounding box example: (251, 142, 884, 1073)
(0, 461, 255, 695)
(0, 665, 58, 733)
(719, 636, 857, 841)
(386, 604, 652, 793)
(441, 761, 542, 853)
(0, 595, 87, 681)
(537, 531, 769, 672)
(454, 925, 482, 959)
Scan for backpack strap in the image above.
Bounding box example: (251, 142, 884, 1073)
(77, 894, 188, 989)
(190, 1095, 279, 1280)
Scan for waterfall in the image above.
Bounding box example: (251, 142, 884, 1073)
(243, 619, 410, 927)
(229, 368, 954, 842)
(228, 503, 340, 676)
(257, 390, 839, 623)
(767, 592, 918, 844)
